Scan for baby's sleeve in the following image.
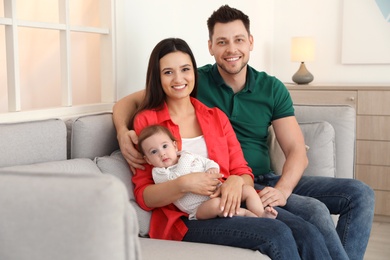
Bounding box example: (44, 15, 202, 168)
(152, 167, 170, 184)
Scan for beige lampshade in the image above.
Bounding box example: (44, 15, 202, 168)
(291, 37, 315, 62)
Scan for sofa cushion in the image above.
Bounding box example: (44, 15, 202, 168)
(139, 237, 268, 260)
(268, 121, 336, 177)
(95, 150, 151, 237)
(0, 158, 101, 175)
(67, 113, 119, 159)
(0, 119, 67, 168)
(294, 105, 355, 178)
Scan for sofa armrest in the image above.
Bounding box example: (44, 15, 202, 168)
(0, 172, 141, 260)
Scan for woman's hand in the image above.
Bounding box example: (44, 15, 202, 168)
(179, 172, 223, 196)
(117, 129, 146, 174)
(211, 175, 244, 217)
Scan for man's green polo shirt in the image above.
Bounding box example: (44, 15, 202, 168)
(197, 64, 294, 176)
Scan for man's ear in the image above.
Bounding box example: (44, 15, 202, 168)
(249, 34, 254, 51)
(208, 40, 214, 56)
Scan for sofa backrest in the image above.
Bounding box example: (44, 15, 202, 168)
(70, 106, 356, 179)
(0, 119, 67, 168)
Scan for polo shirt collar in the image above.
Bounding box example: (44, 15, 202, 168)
(211, 63, 255, 93)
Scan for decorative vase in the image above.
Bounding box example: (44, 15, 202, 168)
(292, 62, 314, 85)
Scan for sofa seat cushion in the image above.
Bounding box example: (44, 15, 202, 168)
(0, 118, 67, 167)
(139, 237, 269, 260)
(95, 150, 151, 237)
(0, 158, 101, 175)
(268, 121, 336, 178)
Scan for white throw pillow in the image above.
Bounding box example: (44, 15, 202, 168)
(268, 121, 336, 177)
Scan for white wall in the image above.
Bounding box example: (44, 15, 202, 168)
(273, 0, 390, 84)
(115, 0, 274, 98)
(115, 0, 390, 99)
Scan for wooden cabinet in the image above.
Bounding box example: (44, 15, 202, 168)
(286, 84, 390, 220)
(288, 89, 357, 109)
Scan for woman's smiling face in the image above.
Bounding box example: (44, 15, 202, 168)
(159, 51, 195, 100)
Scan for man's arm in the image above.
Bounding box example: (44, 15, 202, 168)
(112, 90, 146, 171)
(259, 116, 308, 207)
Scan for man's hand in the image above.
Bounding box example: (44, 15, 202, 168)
(118, 129, 146, 174)
(258, 186, 287, 208)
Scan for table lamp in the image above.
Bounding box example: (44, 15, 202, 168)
(291, 37, 315, 84)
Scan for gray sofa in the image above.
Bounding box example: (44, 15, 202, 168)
(0, 104, 356, 260)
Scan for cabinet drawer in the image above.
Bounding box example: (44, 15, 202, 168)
(357, 141, 390, 166)
(357, 116, 390, 141)
(358, 91, 390, 115)
(374, 190, 390, 216)
(356, 165, 390, 190)
(288, 90, 357, 108)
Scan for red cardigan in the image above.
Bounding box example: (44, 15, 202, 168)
(132, 98, 253, 240)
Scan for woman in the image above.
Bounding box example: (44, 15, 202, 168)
(131, 38, 331, 259)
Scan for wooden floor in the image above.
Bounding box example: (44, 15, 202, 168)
(364, 221, 390, 260)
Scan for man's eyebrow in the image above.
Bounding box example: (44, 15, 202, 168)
(215, 35, 246, 41)
(215, 37, 227, 41)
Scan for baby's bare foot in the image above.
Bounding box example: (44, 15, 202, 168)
(262, 206, 278, 219)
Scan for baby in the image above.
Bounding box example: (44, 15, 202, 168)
(138, 124, 277, 220)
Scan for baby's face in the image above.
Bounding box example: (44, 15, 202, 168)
(142, 132, 178, 168)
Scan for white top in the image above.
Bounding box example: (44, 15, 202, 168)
(181, 135, 208, 158)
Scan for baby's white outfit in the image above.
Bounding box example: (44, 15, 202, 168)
(152, 150, 220, 220)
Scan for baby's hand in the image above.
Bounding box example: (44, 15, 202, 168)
(206, 168, 219, 174)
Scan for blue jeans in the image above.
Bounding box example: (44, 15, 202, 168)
(182, 214, 331, 260)
(257, 173, 375, 260)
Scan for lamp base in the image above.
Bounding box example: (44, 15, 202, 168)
(292, 62, 314, 85)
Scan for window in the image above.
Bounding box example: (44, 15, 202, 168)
(0, 0, 115, 122)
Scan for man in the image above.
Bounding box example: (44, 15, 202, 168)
(113, 5, 374, 259)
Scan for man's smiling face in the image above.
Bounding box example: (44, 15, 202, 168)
(208, 20, 253, 76)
